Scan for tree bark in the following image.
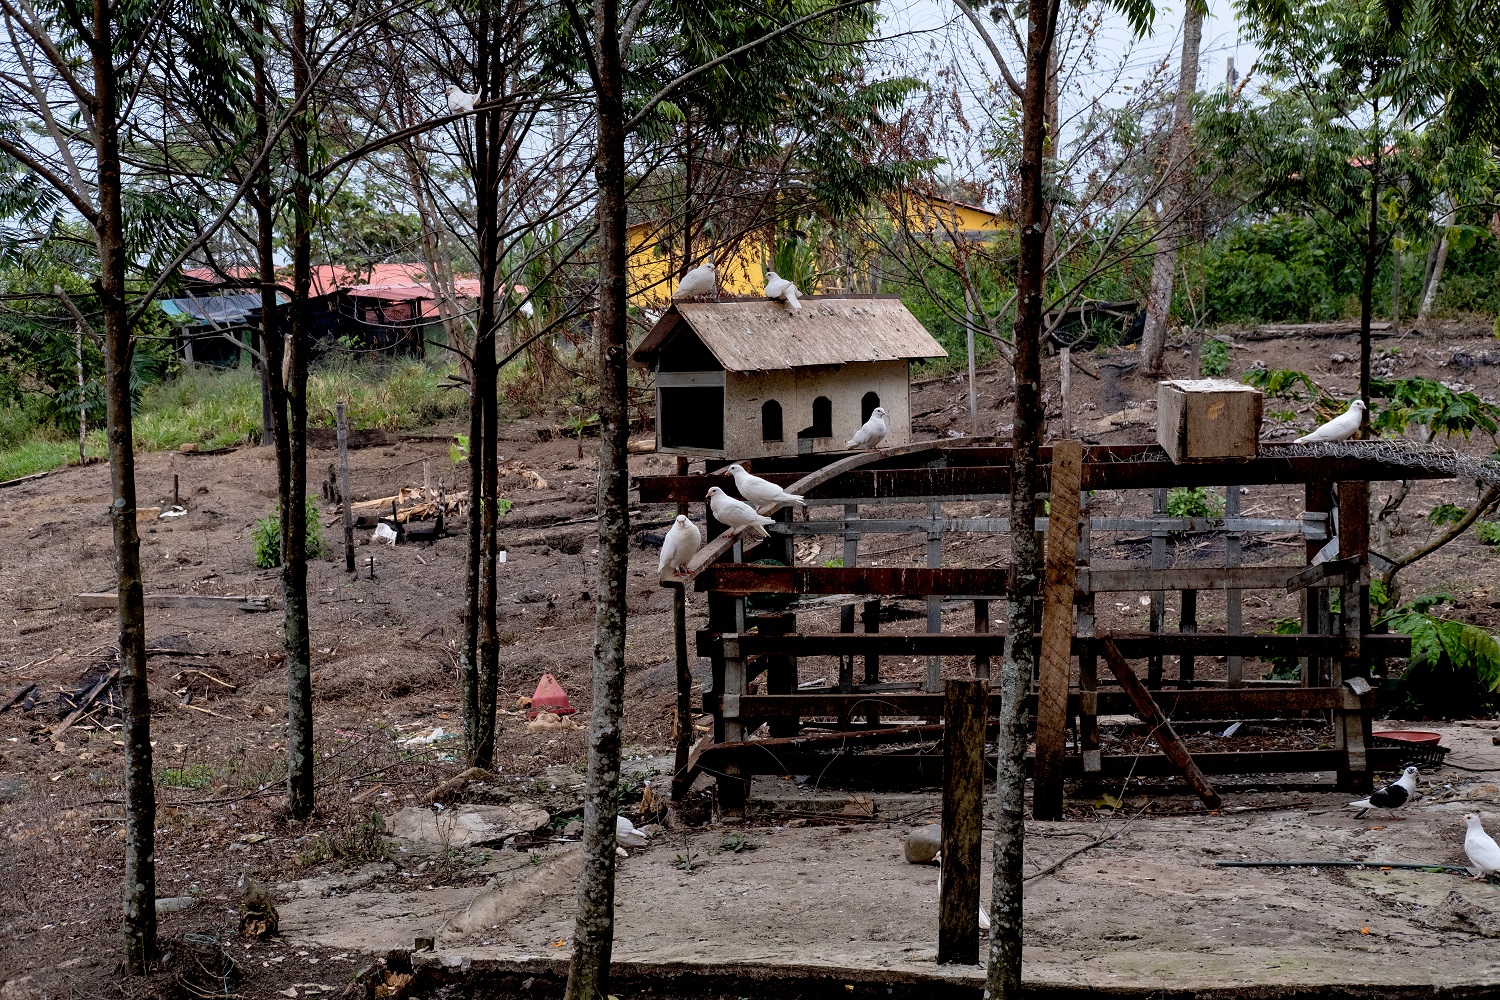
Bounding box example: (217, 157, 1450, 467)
(284, 0, 315, 819)
(92, 0, 156, 969)
(987, 0, 1059, 994)
(565, 0, 629, 995)
(1418, 207, 1454, 320)
(1141, 0, 1204, 377)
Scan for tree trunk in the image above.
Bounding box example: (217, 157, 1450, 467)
(284, 0, 315, 819)
(1358, 106, 1381, 425)
(1418, 208, 1454, 321)
(1141, 0, 1204, 377)
(987, 0, 1059, 994)
(565, 1, 629, 995)
(92, 0, 156, 969)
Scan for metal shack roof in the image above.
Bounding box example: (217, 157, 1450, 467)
(631, 296, 946, 372)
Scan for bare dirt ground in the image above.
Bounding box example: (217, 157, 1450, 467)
(3, 318, 1500, 999)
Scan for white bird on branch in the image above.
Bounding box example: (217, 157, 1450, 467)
(445, 85, 480, 115)
(706, 486, 775, 540)
(763, 270, 802, 312)
(846, 406, 888, 451)
(672, 261, 717, 301)
(1294, 399, 1365, 444)
(725, 463, 805, 507)
(657, 514, 701, 580)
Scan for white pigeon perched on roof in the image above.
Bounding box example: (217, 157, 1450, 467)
(706, 485, 775, 540)
(616, 814, 649, 848)
(725, 463, 805, 507)
(1294, 399, 1365, 444)
(1464, 814, 1500, 879)
(763, 270, 802, 312)
(1347, 765, 1419, 820)
(444, 85, 479, 114)
(657, 514, 701, 580)
(846, 406, 889, 451)
(672, 261, 716, 301)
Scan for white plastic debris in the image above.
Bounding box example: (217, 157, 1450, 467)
(373, 523, 398, 547)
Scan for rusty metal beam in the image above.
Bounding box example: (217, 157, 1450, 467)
(726, 686, 1348, 719)
(704, 631, 1409, 659)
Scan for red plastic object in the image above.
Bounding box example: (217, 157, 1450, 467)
(528, 673, 575, 718)
(1372, 730, 1441, 746)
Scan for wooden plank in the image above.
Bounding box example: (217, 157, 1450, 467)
(671, 583, 693, 801)
(767, 516, 1316, 536)
(697, 566, 1012, 597)
(77, 591, 272, 612)
(1225, 484, 1243, 688)
(730, 686, 1348, 718)
(939, 679, 987, 965)
(1099, 638, 1222, 809)
(0, 470, 52, 490)
(712, 631, 1408, 659)
(1034, 439, 1082, 820)
(1078, 566, 1342, 594)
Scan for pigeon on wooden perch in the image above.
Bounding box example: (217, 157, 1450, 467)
(725, 463, 805, 507)
(1464, 813, 1500, 879)
(1294, 399, 1365, 443)
(445, 85, 479, 114)
(706, 486, 776, 540)
(672, 261, 717, 300)
(657, 514, 701, 579)
(846, 406, 888, 451)
(763, 270, 802, 312)
(1347, 765, 1419, 819)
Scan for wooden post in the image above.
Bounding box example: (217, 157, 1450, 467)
(1338, 676, 1374, 793)
(939, 677, 988, 965)
(973, 600, 990, 679)
(172, 473, 179, 509)
(1337, 480, 1370, 685)
(1059, 346, 1072, 438)
(926, 499, 943, 692)
(720, 634, 748, 817)
(1149, 488, 1167, 688)
(423, 459, 432, 500)
(1225, 484, 1243, 687)
(863, 599, 880, 726)
(840, 503, 858, 694)
(336, 401, 355, 573)
(1099, 638, 1222, 809)
(1179, 589, 1197, 687)
(1034, 439, 1082, 820)
(1305, 483, 1332, 686)
(1077, 493, 1100, 778)
(671, 582, 692, 800)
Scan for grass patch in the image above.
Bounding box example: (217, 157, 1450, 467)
(0, 358, 466, 479)
(158, 763, 216, 789)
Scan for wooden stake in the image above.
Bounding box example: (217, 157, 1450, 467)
(1033, 438, 1082, 820)
(337, 401, 354, 573)
(939, 677, 987, 965)
(423, 459, 432, 500)
(1059, 346, 1072, 438)
(1099, 638, 1221, 809)
(671, 582, 692, 801)
(172, 473, 179, 508)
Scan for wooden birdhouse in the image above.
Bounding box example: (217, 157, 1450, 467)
(631, 296, 947, 460)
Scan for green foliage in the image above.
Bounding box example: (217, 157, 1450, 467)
(1477, 521, 1500, 546)
(158, 763, 215, 789)
(769, 219, 834, 292)
(1199, 217, 1355, 324)
(1428, 503, 1468, 526)
(1263, 616, 1305, 680)
(1166, 486, 1224, 519)
(1199, 339, 1230, 377)
(719, 832, 760, 854)
(1241, 367, 1327, 402)
(251, 500, 325, 570)
(1371, 376, 1500, 441)
(1380, 594, 1500, 718)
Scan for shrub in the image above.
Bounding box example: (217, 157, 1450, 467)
(1199, 339, 1230, 377)
(1263, 616, 1304, 680)
(1380, 594, 1500, 718)
(251, 499, 325, 569)
(1202, 216, 1356, 324)
(1166, 486, 1224, 519)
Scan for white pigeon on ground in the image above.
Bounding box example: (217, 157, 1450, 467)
(706, 485, 776, 540)
(763, 270, 802, 312)
(657, 514, 702, 579)
(1294, 399, 1366, 444)
(1464, 814, 1500, 879)
(846, 406, 889, 451)
(1347, 765, 1419, 820)
(444, 85, 479, 114)
(725, 463, 805, 507)
(616, 814, 649, 848)
(672, 261, 717, 301)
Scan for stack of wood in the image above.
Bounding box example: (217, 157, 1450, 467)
(345, 486, 467, 526)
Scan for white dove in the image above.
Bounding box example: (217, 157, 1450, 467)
(1294, 399, 1366, 444)
(444, 85, 479, 114)
(725, 463, 805, 507)
(1464, 813, 1500, 879)
(616, 814, 649, 848)
(657, 514, 701, 580)
(846, 405, 889, 451)
(763, 270, 802, 312)
(706, 485, 776, 540)
(672, 261, 717, 301)
(979, 905, 991, 933)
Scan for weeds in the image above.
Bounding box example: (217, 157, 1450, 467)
(157, 763, 215, 789)
(250, 499, 325, 569)
(1166, 486, 1224, 519)
(1199, 339, 1230, 377)
(719, 832, 759, 854)
(294, 809, 392, 869)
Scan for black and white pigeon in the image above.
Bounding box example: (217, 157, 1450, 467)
(1347, 765, 1419, 820)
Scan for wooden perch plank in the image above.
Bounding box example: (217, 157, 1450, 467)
(1034, 439, 1082, 820)
(1099, 638, 1221, 809)
(77, 592, 272, 612)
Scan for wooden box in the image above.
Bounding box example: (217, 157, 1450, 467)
(1156, 379, 1263, 463)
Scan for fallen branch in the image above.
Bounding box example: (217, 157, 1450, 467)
(1, 683, 37, 713)
(422, 766, 493, 804)
(51, 668, 119, 739)
(77, 592, 272, 612)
